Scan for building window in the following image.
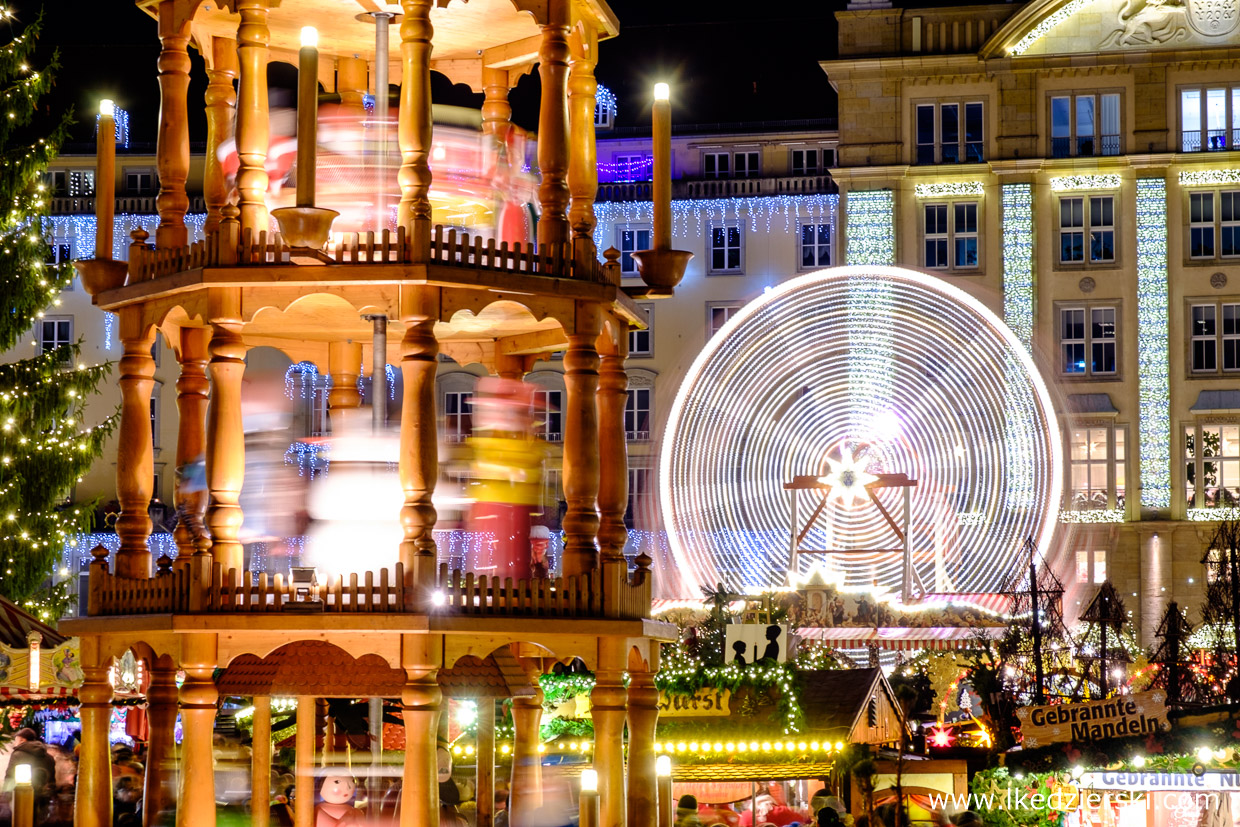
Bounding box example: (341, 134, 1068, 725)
(791, 149, 820, 176)
(1180, 87, 1240, 151)
(625, 388, 650, 441)
(799, 221, 832, 269)
(36, 317, 72, 358)
(914, 101, 984, 164)
(594, 100, 613, 130)
(534, 389, 562, 442)
(707, 302, 743, 339)
(617, 227, 650, 277)
(629, 304, 653, 357)
(1067, 425, 1126, 510)
(1190, 302, 1240, 372)
(150, 396, 159, 449)
(125, 169, 154, 195)
(703, 152, 730, 179)
(1050, 93, 1121, 157)
(443, 391, 473, 443)
(1187, 191, 1240, 260)
(923, 203, 977, 271)
(1059, 306, 1117, 376)
(1186, 423, 1240, 508)
(67, 170, 94, 196)
(1059, 196, 1114, 264)
(1075, 550, 1108, 584)
(626, 466, 654, 529)
(612, 154, 650, 182)
(708, 223, 743, 274)
(734, 151, 760, 178)
(46, 170, 66, 195)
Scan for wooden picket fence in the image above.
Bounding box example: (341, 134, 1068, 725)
(206, 563, 407, 612)
(88, 565, 190, 615)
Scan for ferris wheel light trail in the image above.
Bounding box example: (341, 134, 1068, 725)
(658, 266, 1061, 600)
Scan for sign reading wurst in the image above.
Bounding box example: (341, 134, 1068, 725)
(657, 688, 732, 717)
(1016, 690, 1169, 747)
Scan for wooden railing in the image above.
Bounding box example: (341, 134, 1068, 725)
(86, 555, 652, 620)
(122, 222, 601, 284)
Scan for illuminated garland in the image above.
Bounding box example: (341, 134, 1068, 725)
(94, 106, 129, 149)
(1136, 178, 1171, 509)
(1049, 174, 1122, 192)
(1010, 0, 1091, 56)
(592, 194, 838, 251)
(1187, 507, 1240, 521)
(659, 266, 1061, 596)
(914, 181, 985, 199)
(657, 648, 805, 733)
(844, 190, 893, 266)
(45, 213, 207, 261)
(595, 84, 617, 121)
(1059, 509, 1125, 523)
(1179, 169, 1240, 187)
(1001, 184, 1034, 351)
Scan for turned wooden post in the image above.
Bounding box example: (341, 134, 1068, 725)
(143, 662, 178, 827)
(537, 0, 572, 249)
(567, 23, 599, 271)
(251, 696, 272, 827)
(155, 0, 193, 249)
(177, 635, 218, 827)
(562, 305, 602, 577)
(476, 699, 496, 827)
(116, 312, 157, 579)
(626, 661, 660, 827)
(592, 659, 629, 827)
(205, 317, 247, 573)
(400, 668, 442, 827)
(397, 0, 433, 259)
(295, 696, 315, 827)
(398, 293, 439, 579)
(204, 36, 238, 235)
(328, 340, 363, 411)
(596, 338, 628, 567)
(235, 0, 271, 235)
(481, 67, 511, 145)
(174, 327, 211, 559)
(74, 641, 113, 827)
(510, 693, 544, 825)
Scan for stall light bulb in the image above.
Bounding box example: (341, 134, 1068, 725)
(580, 769, 598, 792)
(653, 82, 670, 101)
(656, 755, 672, 777)
(99, 99, 114, 117)
(301, 26, 319, 48)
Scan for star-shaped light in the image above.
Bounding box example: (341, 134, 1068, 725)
(817, 444, 877, 507)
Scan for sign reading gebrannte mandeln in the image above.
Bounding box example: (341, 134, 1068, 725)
(657, 688, 732, 717)
(1016, 690, 1169, 747)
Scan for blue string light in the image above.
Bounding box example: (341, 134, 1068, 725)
(95, 106, 130, 148)
(844, 190, 894, 266)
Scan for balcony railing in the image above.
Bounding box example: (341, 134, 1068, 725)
(50, 195, 208, 215)
(1050, 135, 1121, 158)
(597, 174, 835, 203)
(1182, 130, 1240, 152)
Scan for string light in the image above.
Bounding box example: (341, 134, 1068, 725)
(593, 194, 838, 251)
(1178, 169, 1240, 187)
(659, 266, 1061, 595)
(914, 181, 985, 199)
(1136, 178, 1171, 509)
(844, 190, 893, 266)
(1059, 509, 1125, 523)
(1001, 183, 1034, 351)
(1049, 174, 1122, 192)
(94, 105, 129, 149)
(1010, 0, 1090, 56)
(595, 84, 617, 122)
(44, 212, 206, 261)
(1187, 507, 1240, 521)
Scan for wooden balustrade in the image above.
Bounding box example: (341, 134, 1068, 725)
(84, 559, 651, 620)
(119, 222, 603, 285)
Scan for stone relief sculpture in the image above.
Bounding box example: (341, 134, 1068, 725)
(1101, 0, 1190, 47)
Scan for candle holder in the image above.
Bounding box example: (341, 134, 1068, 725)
(73, 258, 130, 296)
(630, 248, 693, 297)
(76, 97, 129, 295)
(272, 206, 340, 250)
(630, 82, 692, 298)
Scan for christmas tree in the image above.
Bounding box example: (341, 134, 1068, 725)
(0, 11, 113, 618)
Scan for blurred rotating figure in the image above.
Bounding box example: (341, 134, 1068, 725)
(467, 378, 547, 580)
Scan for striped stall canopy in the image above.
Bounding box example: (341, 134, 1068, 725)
(797, 626, 1003, 651)
(0, 686, 73, 699)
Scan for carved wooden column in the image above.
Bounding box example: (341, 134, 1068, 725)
(117, 310, 157, 579)
(295, 696, 315, 827)
(596, 333, 628, 565)
(592, 657, 629, 827)
(562, 304, 602, 576)
(537, 0, 572, 249)
(74, 640, 113, 827)
(251, 696, 272, 827)
(400, 656, 442, 827)
(397, 0, 433, 258)
(398, 289, 440, 580)
(510, 693, 544, 826)
(174, 327, 211, 559)
(155, 0, 193, 248)
(178, 635, 218, 827)
(567, 23, 599, 272)
(337, 57, 369, 118)
(481, 67, 511, 144)
(476, 699, 496, 827)
(143, 661, 178, 827)
(205, 311, 247, 574)
(328, 341, 363, 411)
(626, 660, 660, 827)
(235, 0, 271, 235)
(204, 36, 238, 235)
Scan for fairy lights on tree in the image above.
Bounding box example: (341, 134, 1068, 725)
(0, 12, 114, 617)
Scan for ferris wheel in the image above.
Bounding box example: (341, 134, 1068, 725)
(659, 266, 1062, 601)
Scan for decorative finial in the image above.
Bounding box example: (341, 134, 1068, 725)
(129, 227, 150, 248)
(221, 203, 240, 224)
(156, 554, 173, 576)
(90, 544, 109, 572)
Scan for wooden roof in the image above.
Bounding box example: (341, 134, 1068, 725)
(0, 596, 67, 649)
(669, 761, 836, 782)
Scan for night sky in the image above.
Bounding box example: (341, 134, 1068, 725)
(22, 0, 843, 149)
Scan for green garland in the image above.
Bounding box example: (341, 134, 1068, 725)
(540, 673, 599, 708)
(971, 769, 1070, 827)
(541, 717, 593, 740)
(655, 649, 805, 733)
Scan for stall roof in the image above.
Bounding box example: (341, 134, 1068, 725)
(0, 596, 66, 648)
(670, 761, 837, 782)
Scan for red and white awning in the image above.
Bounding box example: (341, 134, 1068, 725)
(797, 626, 1004, 651)
(0, 686, 74, 700)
